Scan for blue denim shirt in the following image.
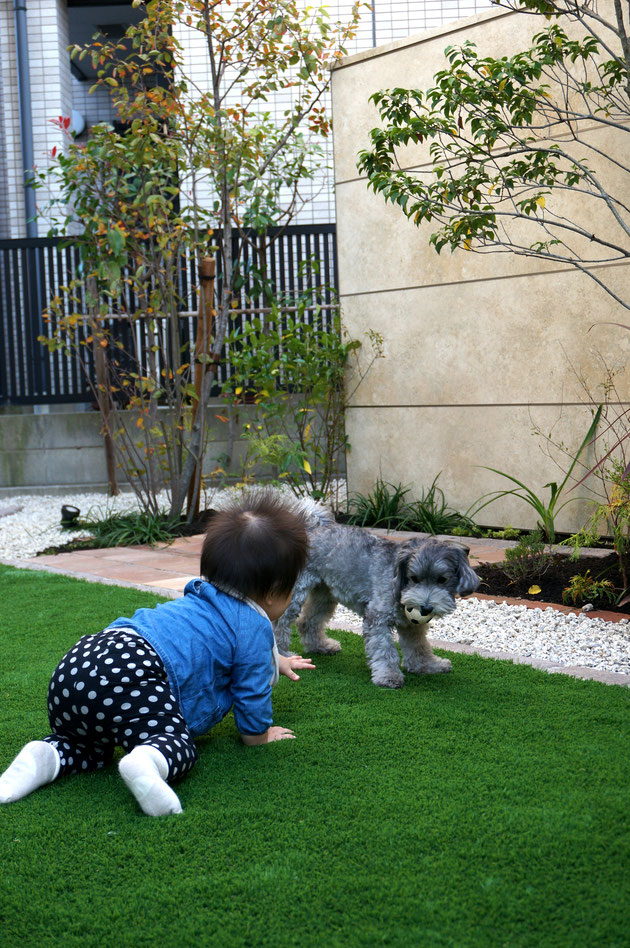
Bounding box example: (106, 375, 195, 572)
(108, 580, 276, 736)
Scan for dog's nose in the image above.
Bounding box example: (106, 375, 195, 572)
(420, 606, 433, 616)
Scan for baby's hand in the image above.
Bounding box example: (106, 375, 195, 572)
(278, 654, 316, 681)
(241, 726, 296, 745)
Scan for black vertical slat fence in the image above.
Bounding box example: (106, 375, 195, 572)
(0, 224, 337, 406)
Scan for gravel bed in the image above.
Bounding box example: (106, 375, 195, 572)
(1, 490, 629, 678)
(329, 599, 630, 677)
(0, 490, 174, 560)
(0, 484, 347, 560)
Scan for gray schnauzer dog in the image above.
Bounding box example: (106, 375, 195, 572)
(275, 503, 480, 689)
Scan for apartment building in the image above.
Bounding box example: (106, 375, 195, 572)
(0, 0, 492, 238)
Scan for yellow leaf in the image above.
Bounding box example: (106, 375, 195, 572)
(528, 585, 542, 595)
(536, 196, 546, 208)
(304, 423, 312, 441)
(303, 459, 312, 475)
(235, 386, 243, 395)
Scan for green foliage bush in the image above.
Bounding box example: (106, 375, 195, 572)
(500, 531, 553, 585)
(222, 303, 382, 500)
(562, 570, 617, 607)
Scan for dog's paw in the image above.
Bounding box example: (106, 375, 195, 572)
(303, 636, 342, 655)
(403, 656, 452, 675)
(372, 669, 405, 689)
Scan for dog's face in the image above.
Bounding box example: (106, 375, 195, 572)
(393, 539, 480, 625)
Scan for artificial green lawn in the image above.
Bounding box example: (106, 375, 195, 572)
(0, 564, 628, 948)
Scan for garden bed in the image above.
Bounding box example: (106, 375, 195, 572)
(475, 552, 629, 615)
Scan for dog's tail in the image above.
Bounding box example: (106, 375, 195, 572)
(294, 495, 336, 529)
(211, 486, 335, 529)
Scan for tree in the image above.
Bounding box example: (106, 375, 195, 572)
(357, 0, 630, 310)
(39, 0, 362, 519)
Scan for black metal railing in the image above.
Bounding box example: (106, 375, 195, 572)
(0, 224, 337, 406)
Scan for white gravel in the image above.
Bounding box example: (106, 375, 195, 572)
(0, 490, 174, 560)
(1, 490, 629, 679)
(0, 483, 347, 560)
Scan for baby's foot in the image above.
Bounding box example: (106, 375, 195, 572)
(0, 741, 60, 803)
(119, 745, 182, 817)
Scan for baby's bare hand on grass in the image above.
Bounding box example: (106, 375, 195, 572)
(266, 726, 296, 742)
(278, 654, 316, 681)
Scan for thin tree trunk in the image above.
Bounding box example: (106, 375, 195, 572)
(186, 255, 216, 520)
(88, 276, 118, 496)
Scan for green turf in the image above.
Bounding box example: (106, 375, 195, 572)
(0, 564, 628, 947)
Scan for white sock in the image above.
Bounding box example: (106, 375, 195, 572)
(0, 741, 61, 804)
(119, 745, 183, 817)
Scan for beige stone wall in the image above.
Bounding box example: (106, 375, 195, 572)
(332, 6, 630, 533)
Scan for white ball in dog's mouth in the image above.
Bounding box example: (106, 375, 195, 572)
(404, 604, 424, 624)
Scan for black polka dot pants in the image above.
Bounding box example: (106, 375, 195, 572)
(44, 629, 198, 781)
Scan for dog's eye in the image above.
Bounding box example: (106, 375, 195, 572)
(436, 575, 447, 584)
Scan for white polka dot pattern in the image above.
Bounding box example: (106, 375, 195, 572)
(44, 629, 198, 780)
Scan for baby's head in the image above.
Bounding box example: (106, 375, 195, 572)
(200, 491, 308, 616)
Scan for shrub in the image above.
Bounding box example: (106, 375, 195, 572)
(500, 531, 553, 585)
(562, 571, 617, 607)
(222, 308, 383, 501)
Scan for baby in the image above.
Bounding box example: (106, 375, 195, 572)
(0, 490, 314, 816)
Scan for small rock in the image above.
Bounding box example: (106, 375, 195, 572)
(0, 504, 24, 518)
(581, 603, 596, 613)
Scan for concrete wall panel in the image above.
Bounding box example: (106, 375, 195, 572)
(333, 4, 629, 533)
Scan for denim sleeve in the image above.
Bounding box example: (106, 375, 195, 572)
(230, 654, 274, 735)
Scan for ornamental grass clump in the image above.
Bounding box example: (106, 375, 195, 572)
(346, 475, 475, 535)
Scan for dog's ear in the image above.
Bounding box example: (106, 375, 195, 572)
(393, 544, 413, 600)
(449, 544, 480, 596)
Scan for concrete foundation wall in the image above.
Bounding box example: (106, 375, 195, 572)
(332, 6, 630, 533)
(0, 402, 345, 492)
(0, 406, 253, 490)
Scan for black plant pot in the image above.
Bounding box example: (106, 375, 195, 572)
(60, 505, 80, 525)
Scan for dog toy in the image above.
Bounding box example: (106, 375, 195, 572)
(404, 604, 423, 624)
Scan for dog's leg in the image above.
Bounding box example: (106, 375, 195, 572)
(274, 575, 312, 656)
(362, 614, 405, 688)
(296, 583, 341, 654)
(398, 624, 452, 674)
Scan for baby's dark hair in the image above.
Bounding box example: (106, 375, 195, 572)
(200, 491, 308, 601)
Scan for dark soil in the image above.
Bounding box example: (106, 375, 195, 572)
(475, 553, 630, 615)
